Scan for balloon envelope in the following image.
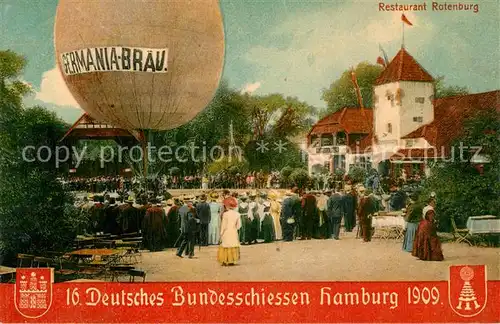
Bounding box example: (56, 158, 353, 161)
(54, 0, 224, 130)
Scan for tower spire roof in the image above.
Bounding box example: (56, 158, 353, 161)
(375, 48, 434, 85)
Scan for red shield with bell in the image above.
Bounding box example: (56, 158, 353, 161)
(448, 265, 487, 317)
(14, 268, 54, 319)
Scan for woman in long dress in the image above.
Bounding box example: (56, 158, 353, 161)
(402, 198, 421, 252)
(218, 197, 242, 266)
(208, 192, 222, 245)
(412, 206, 444, 261)
(269, 191, 282, 240)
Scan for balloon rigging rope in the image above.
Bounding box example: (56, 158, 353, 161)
(146, 74, 156, 129)
(153, 40, 181, 130)
(128, 73, 142, 131)
(130, 74, 143, 129)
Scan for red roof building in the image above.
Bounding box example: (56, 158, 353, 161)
(375, 48, 434, 85)
(307, 46, 498, 176)
(392, 90, 500, 160)
(60, 113, 141, 143)
(307, 107, 372, 145)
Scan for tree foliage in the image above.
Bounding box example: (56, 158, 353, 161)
(139, 80, 312, 175)
(289, 168, 310, 190)
(348, 166, 367, 184)
(418, 109, 500, 231)
(434, 76, 469, 99)
(321, 62, 383, 114)
(0, 50, 79, 263)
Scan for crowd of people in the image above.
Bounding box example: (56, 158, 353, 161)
(75, 181, 443, 266)
(63, 168, 425, 196)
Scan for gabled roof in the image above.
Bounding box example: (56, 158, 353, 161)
(60, 113, 140, 142)
(375, 48, 434, 85)
(308, 107, 373, 136)
(397, 90, 500, 158)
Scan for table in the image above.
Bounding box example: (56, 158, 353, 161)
(0, 266, 16, 282)
(67, 249, 122, 263)
(464, 216, 500, 246)
(68, 249, 120, 256)
(372, 216, 406, 240)
(466, 217, 500, 234)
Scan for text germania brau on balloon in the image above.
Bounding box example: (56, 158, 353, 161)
(60, 47, 169, 76)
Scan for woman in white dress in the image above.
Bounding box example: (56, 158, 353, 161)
(217, 197, 242, 266)
(269, 191, 282, 240)
(208, 192, 222, 245)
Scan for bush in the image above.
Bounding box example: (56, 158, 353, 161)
(207, 156, 248, 175)
(290, 168, 310, 190)
(348, 166, 367, 184)
(0, 62, 80, 264)
(0, 170, 81, 264)
(417, 109, 500, 232)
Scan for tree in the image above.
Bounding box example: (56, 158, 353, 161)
(0, 50, 80, 263)
(348, 166, 367, 184)
(418, 109, 500, 231)
(289, 168, 310, 190)
(434, 76, 469, 99)
(321, 62, 383, 114)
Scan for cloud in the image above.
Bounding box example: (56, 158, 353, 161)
(241, 4, 436, 107)
(240, 81, 262, 94)
(35, 66, 80, 108)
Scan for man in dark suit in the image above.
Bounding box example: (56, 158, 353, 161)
(196, 194, 211, 246)
(327, 187, 344, 240)
(176, 196, 199, 258)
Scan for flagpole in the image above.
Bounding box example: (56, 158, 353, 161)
(402, 16, 405, 48)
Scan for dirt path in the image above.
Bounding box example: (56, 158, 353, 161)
(135, 232, 499, 282)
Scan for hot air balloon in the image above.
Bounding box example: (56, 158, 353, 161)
(54, 0, 225, 131)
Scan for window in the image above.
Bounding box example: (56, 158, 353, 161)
(406, 139, 414, 147)
(387, 123, 392, 134)
(415, 97, 425, 104)
(321, 136, 333, 147)
(374, 95, 379, 103)
(413, 116, 423, 123)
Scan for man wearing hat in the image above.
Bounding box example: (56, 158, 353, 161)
(196, 194, 211, 246)
(166, 199, 180, 248)
(342, 186, 357, 232)
(176, 196, 199, 258)
(142, 197, 168, 252)
(117, 196, 140, 234)
(300, 190, 317, 240)
(389, 184, 406, 212)
(280, 188, 301, 242)
(103, 196, 120, 235)
(357, 189, 377, 242)
(327, 186, 344, 240)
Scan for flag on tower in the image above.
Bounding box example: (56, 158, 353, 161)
(379, 44, 389, 64)
(376, 56, 386, 67)
(401, 14, 413, 26)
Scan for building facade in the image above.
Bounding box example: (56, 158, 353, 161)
(307, 47, 499, 177)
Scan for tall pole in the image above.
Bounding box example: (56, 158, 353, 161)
(141, 129, 148, 188)
(402, 19, 405, 48)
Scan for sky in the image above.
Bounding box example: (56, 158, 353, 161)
(0, 0, 498, 123)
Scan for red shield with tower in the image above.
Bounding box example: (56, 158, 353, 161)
(14, 268, 53, 318)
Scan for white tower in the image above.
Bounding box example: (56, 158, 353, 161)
(373, 48, 435, 156)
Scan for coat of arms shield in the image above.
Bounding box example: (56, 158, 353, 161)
(14, 268, 54, 319)
(448, 265, 487, 317)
